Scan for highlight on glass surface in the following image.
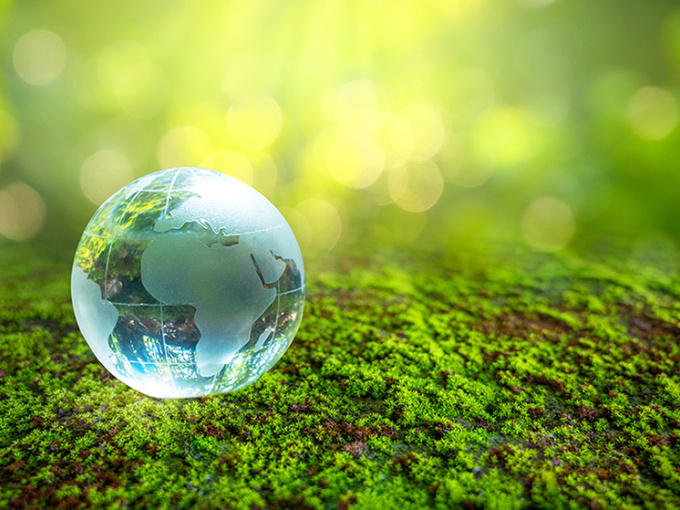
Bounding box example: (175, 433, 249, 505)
(71, 167, 305, 399)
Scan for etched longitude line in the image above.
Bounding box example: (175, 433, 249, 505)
(103, 244, 113, 300)
(161, 168, 183, 220)
(118, 189, 145, 228)
(209, 369, 219, 396)
(272, 280, 281, 339)
(160, 305, 177, 392)
(158, 169, 182, 392)
(103, 188, 144, 299)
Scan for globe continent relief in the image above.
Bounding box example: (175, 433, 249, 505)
(71, 167, 305, 398)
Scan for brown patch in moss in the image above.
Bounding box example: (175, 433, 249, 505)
(392, 453, 419, 476)
(528, 407, 547, 420)
(577, 405, 599, 421)
(313, 418, 397, 442)
(645, 434, 668, 448)
(342, 441, 367, 458)
(525, 375, 566, 393)
(487, 445, 513, 468)
(622, 306, 680, 342)
(5, 454, 138, 510)
(476, 311, 573, 339)
(461, 500, 480, 510)
(338, 493, 359, 510)
(198, 423, 225, 439)
(217, 453, 240, 474)
(290, 397, 314, 413)
(270, 496, 316, 510)
(4, 460, 26, 472)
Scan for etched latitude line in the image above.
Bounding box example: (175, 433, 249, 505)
(229, 225, 286, 236)
(156, 221, 288, 236)
(127, 361, 208, 366)
(107, 302, 164, 307)
(278, 286, 305, 296)
(84, 231, 108, 239)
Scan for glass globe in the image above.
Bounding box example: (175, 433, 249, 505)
(71, 167, 305, 398)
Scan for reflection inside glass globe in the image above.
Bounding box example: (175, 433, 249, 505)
(71, 167, 305, 398)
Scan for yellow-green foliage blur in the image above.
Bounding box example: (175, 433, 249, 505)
(0, 0, 679, 254)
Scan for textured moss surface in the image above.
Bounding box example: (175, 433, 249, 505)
(1, 244, 679, 509)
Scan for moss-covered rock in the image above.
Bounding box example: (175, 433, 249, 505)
(0, 244, 679, 509)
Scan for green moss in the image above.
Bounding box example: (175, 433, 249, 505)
(0, 244, 679, 509)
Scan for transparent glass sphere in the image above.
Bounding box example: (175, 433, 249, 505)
(71, 167, 305, 398)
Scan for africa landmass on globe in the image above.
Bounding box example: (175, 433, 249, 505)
(71, 168, 305, 399)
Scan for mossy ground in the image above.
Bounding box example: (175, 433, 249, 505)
(1, 243, 679, 509)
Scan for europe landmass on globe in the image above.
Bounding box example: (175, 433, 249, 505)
(71, 168, 305, 399)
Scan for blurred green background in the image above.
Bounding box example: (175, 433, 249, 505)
(1, 0, 679, 256)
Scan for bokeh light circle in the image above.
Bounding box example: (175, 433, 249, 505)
(13, 30, 67, 86)
(158, 126, 213, 168)
(399, 105, 446, 159)
(514, 0, 559, 8)
(113, 62, 168, 118)
(0, 182, 46, 241)
(201, 149, 253, 186)
(473, 108, 535, 168)
(323, 79, 382, 127)
(365, 114, 415, 169)
(0, 110, 21, 164)
(450, 68, 495, 123)
(327, 132, 384, 189)
(522, 197, 575, 252)
(80, 150, 135, 205)
(388, 158, 444, 213)
(627, 86, 678, 141)
(290, 198, 343, 251)
(227, 98, 283, 150)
